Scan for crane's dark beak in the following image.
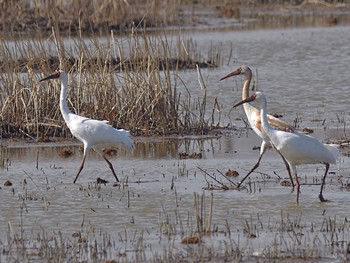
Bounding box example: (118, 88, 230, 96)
(220, 68, 241, 81)
(233, 93, 257, 108)
(39, 70, 60, 82)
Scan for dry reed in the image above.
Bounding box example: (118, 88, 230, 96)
(1, 0, 349, 39)
(0, 0, 179, 36)
(0, 24, 221, 139)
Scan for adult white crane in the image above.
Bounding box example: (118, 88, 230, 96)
(40, 69, 135, 183)
(233, 92, 339, 203)
(220, 66, 295, 188)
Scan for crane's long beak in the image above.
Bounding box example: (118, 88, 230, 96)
(220, 68, 241, 81)
(39, 71, 60, 82)
(232, 93, 257, 109)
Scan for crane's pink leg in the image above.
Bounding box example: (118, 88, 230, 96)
(102, 154, 119, 183)
(319, 163, 330, 202)
(74, 154, 87, 183)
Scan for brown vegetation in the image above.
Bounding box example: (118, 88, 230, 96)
(225, 169, 239, 177)
(1, 1, 349, 37)
(3, 180, 12, 186)
(0, 24, 221, 139)
(181, 236, 201, 244)
(59, 147, 74, 157)
(179, 152, 203, 159)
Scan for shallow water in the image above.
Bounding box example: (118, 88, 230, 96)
(178, 25, 350, 131)
(1, 127, 350, 261)
(1, 25, 350, 262)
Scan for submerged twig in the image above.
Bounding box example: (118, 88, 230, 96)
(216, 169, 238, 187)
(197, 166, 230, 190)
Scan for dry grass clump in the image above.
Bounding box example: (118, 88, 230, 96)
(179, 152, 202, 159)
(0, 0, 177, 36)
(0, 0, 236, 36)
(3, 179, 12, 186)
(225, 169, 239, 177)
(180, 235, 201, 244)
(58, 147, 74, 157)
(0, 26, 220, 139)
(1, 1, 349, 38)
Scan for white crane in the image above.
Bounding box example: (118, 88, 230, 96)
(233, 92, 339, 203)
(40, 69, 135, 183)
(221, 66, 295, 188)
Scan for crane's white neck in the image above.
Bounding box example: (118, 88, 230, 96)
(59, 72, 71, 123)
(259, 94, 272, 137)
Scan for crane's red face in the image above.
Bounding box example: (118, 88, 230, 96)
(220, 68, 242, 81)
(39, 70, 61, 82)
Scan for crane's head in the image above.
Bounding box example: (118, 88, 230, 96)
(220, 65, 252, 81)
(39, 69, 65, 82)
(232, 92, 257, 109)
(232, 91, 265, 109)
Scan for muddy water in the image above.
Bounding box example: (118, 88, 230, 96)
(1, 25, 350, 262)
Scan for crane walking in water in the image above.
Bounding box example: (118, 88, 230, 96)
(40, 69, 135, 183)
(233, 92, 339, 203)
(220, 66, 295, 188)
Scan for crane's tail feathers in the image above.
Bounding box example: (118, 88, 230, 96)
(325, 144, 340, 163)
(118, 128, 130, 134)
(116, 128, 135, 150)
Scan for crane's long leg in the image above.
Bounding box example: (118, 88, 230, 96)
(94, 149, 119, 183)
(319, 163, 330, 202)
(238, 141, 295, 188)
(74, 154, 87, 183)
(237, 141, 268, 188)
(102, 154, 119, 182)
(295, 173, 300, 204)
(287, 164, 300, 203)
(272, 145, 295, 188)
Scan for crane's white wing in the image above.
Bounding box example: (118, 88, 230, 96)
(67, 114, 134, 150)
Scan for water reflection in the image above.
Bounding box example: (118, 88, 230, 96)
(2, 135, 232, 164)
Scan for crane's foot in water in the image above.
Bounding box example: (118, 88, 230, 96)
(319, 193, 328, 202)
(289, 187, 295, 194)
